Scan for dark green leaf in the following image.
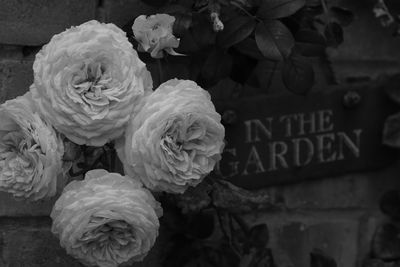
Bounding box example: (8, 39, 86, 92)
(257, 0, 305, 20)
(185, 211, 215, 239)
(295, 29, 326, 57)
(244, 248, 276, 267)
(201, 49, 233, 86)
(324, 22, 343, 48)
(217, 16, 256, 48)
(162, 4, 189, 14)
(191, 13, 216, 48)
(208, 78, 243, 102)
(249, 224, 269, 248)
(234, 38, 264, 59)
(173, 13, 192, 37)
(310, 249, 337, 267)
(329, 6, 354, 26)
(255, 22, 281, 60)
(255, 20, 295, 60)
(380, 190, 400, 221)
(176, 31, 200, 53)
(305, 0, 321, 6)
(295, 29, 326, 44)
(282, 52, 314, 94)
(383, 112, 400, 148)
(250, 60, 281, 92)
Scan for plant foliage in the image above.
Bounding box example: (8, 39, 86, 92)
(128, 0, 352, 95)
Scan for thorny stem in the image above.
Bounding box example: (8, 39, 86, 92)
(105, 143, 116, 172)
(228, 214, 243, 254)
(157, 58, 164, 85)
(320, 0, 330, 22)
(214, 207, 242, 258)
(265, 62, 278, 94)
(231, 213, 249, 234)
(320, 0, 328, 13)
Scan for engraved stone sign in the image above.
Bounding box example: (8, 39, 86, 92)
(215, 83, 397, 189)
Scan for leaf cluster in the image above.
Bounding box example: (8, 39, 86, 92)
(131, 0, 353, 96)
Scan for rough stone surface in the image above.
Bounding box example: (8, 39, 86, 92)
(0, 0, 97, 45)
(246, 212, 361, 267)
(0, 217, 166, 267)
(0, 218, 81, 267)
(265, 162, 400, 210)
(0, 57, 33, 103)
(0, 193, 56, 217)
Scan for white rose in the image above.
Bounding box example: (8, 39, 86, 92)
(51, 169, 162, 267)
(32, 20, 153, 146)
(118, 79, 225, 193)
(132, 14, 180, 58)
(0, 92, 65, 200)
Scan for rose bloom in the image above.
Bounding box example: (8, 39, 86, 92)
(0, 92, 65, 201)
(31, 20, 152, 146)
(132, 14, 180, 58)
(51, 169, 162, 267)
(118, 79, 225, 194)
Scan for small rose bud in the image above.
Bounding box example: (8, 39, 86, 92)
(211, 12, 224, 32)
(132, 14, 182, 58)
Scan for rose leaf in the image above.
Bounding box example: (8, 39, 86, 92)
(282, 51, 314, 95)
(257, 0, 306, 20)
(255, 20, 295, 61)
(324, 22, 343, 48)
(217, 16, 256, 48)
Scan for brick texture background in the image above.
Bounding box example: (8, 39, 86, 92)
(0, 0, 399, 266)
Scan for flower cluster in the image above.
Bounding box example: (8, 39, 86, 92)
(0, 19, 224, 266)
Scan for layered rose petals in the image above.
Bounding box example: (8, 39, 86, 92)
(31, 20, 152, 146)
(118, 79, 225, 193)
(51, 169, 162, 267)
(0, 93, 65, 200)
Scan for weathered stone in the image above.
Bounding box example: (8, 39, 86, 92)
(364, 259, 400, 267)
(372, 223, 400, 261)
(0, 193, 56, 217)
(0, 0, 97, 45)
(0, 218, 80, 267)
(0, 58, 33, 103)
(380, 190, 400, 221)
(275, 162, 400, 210)
(245, 213, 360, 267)
(327, 0, 400, 82)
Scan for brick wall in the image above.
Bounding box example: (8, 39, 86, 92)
(0, 0, 399, 266)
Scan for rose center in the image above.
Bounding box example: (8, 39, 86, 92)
(74, 62, 110, 98)
(0, 131, 38, 180)
(80, 218, 136, 254)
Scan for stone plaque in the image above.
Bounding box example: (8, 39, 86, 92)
(215, 83, 397, 189)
